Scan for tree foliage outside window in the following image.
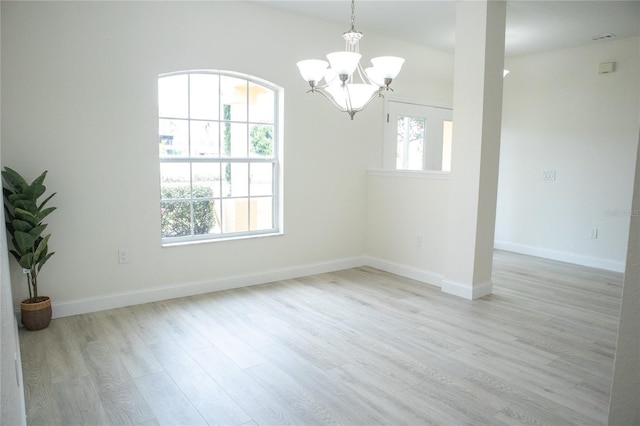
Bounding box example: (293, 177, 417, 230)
(161, 186, 216, 237)
(397, 115, 425, 170)
(250, 125, 273, 157)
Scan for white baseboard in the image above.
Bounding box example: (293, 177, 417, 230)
(364, 257, 493, 300)
(48, 243, 622, 319)
(494, 240, 626, 273)
(440, 279, 493, 300)
(51, 256, 366, 319)
(364, 256, 442, 288)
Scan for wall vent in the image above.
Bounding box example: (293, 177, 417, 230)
(591, 33, 617, 41)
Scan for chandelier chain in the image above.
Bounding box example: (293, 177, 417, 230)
(350, 0, 356, 31)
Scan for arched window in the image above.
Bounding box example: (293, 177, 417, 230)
(158, 71, 282, 243)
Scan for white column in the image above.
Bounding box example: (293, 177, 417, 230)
(441, 0, 506, 299)
(607, 33, 640, 425)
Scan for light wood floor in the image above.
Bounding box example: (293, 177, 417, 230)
(19, 251, 623, 425)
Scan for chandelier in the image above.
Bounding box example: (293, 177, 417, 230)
(296, 0, 405, 120)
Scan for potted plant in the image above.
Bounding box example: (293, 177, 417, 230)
(2, 167, 56, 330)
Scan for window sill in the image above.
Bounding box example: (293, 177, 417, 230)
(367, 169, 450, 180)
(162, 231, 284, 247)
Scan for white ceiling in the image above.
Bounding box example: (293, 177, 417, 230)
(254, 0, 640, 57)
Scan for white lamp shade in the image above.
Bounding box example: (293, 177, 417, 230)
(365, 67, 384, 87)
(296, 59, 329, 83)
(326, 51, 361, 76)
(326, 83, 379, 110)
(370, 56, 405, 79)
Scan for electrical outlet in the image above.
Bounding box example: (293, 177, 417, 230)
(542, 170, 556, 181)
(589, 228, 598, 239)
(415, 234, 423, 248)
(118, 248, 130, 264)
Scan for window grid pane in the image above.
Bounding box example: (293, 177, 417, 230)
(189, 74, 219, 120)
(159, 71, 280, 243)
(396, 115, 425, 170)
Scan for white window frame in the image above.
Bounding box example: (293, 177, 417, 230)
(158, 70, 284, 245)
(383, 96, 453, 173)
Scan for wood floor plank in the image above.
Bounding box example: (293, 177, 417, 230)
(174, 298, 268, 369)
(179, 292, 278, 350)
(248, 311, 351, 371)
(19, 328, 64, 425)
(81, 340, 155, 425)
(38, 317, 90, 383)
(51, 375, 110, 425)
(99, 311, 164, 378)
(148, 299, 212, 351)
(245, 361, 342, 425)
(148, 339, 252, 426)
(134, 372, 208, 425)
(120, 303, 174, 346)
(327, 361, 462, 425)
(189, 346, 305, 425)
(256, 343, 387, 425)
(19, 251, 623, 426)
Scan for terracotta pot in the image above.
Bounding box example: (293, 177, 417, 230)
(21, 296, 52, 331)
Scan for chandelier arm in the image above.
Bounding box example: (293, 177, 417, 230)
(344, 84, 383, 120)
(343, 85, 354, 114)
(352, 87, 383, 114)
(355, 63, 372, 86)
(309, 87, 349, 113)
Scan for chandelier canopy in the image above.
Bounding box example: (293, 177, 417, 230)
(296, 0, 405, 120)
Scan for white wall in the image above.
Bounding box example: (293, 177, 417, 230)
(0, 1, 451, 316)
(366, 172, 451, 284)
(3, 1, 636, 314)
(366, 36, 639, 286)
(0, 3, 27, 422)
(363, 46, 453, 283)
(496, 37, 640, 272)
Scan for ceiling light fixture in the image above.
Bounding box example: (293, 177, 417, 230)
(296, 0, 404, 120)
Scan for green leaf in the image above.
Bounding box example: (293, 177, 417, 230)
(37, 252, 55, 272)
(24, 184, 46, 201)
(14, 200, 37, 212)
(37, 206, 57, 222)
(38, 192, 56, 211)
(7, 193, 29, 204)
(33, 234, 51, 261)
(31, 170, 48, 188)
(11, 219, 33, 233)
(14, 231, 36, 252)
(2, 167, 28, 193)
(28, 224, 47, 237)
(14, 208, 37, 226)
(18, 253, 33, 270)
